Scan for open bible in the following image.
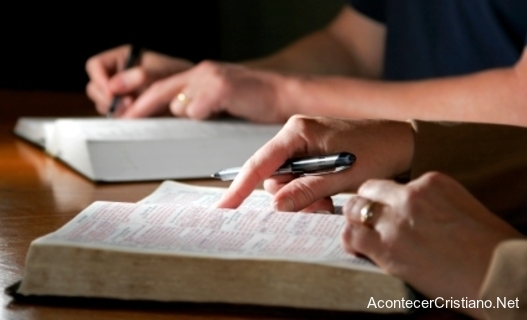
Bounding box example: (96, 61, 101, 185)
(14, 182, 410, 313)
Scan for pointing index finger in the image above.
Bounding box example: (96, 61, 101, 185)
(122, 73, 187, 118)
(215, 128, 305, 208)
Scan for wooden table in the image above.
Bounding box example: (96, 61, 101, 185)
(0, 90, 467, 319)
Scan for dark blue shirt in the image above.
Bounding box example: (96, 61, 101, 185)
(348, 0, 527, 80)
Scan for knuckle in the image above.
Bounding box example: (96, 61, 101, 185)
(342, 197, 355, 215)
(197, 60, 219, 73)
(263, 179, 279, 194)
(85, 57, 96, 72)
(358, 179, 376, 194)
(290, 179, 317, 209)
(285, 115, 311, 132)
(404, 171, 450, 204)
(196, 61, 230, 93)
(398, 187, 425, 219)
(403, 187, 421, 203)
(342, 196, 361, 218)
(287, 114, 307, 124)
(420, 171, 447, 186)
(244, 156, 269, 182)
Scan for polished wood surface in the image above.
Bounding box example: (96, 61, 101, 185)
(0, 90, 467, 319)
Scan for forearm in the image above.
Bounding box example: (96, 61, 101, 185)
(243, 30, 362, 76)
(283, 65, 527, 126)
(243, 6, 385, 79)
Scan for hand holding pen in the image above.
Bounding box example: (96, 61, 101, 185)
(107, 45, 143, 117)
(86, 45, 195, 118)
(213, 152, 356, 181)
(214, 116, 415, 212)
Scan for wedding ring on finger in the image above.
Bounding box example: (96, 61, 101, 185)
(360, 200, 377, 228)
(176, 92, 191, 106)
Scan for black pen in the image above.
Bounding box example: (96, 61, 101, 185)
(107, 45, 142, 118)
(212, 152, 356, 181)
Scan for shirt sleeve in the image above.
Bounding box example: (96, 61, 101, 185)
(347, 0, 387, 23)
(408, 120, 527, 233)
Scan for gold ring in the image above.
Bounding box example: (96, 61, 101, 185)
(177, 92, 191, 106)
(360, 200, 376, 227)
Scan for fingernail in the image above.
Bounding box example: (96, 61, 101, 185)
(315, 210, 333, 215)
(274, 198, 295, 212)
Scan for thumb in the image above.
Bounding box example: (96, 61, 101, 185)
(272, 174, 351, 212)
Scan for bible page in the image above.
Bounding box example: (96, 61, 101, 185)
(35, 200, 378, 273)
(140, 180, 351, 213)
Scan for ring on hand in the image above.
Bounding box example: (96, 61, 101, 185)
(360, 200, 377, 228)
(177, 92, 191, 106)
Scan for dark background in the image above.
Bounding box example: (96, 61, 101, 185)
(0, 1, 344, 92)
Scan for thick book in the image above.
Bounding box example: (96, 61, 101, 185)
(14, 181, 411, 313)
(13, 117, 282, 182)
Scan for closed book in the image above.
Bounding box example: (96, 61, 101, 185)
(14, 117, 282, 181)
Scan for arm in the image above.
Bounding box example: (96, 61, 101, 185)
(243, 6, 386, 78)
(283, 47, 527, 126)
(129, 37, 527, 124)
(86, 5, 386, 119)
(88, 6, 527, 125)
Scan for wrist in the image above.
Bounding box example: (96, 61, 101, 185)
(279, 74, 316, 118)
(273, 73, 305, 120)
(240, 53, 285, 71)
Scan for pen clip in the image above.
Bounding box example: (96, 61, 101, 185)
(301, 165, 351, 177)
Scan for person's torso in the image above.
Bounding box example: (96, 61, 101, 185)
(350, 0, 527, 80)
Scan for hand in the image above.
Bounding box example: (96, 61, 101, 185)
(341, 172, 523, 318)
(216, 115, 414, 212)
(125, 60, 291, 123)
(86, 44, 194, 116)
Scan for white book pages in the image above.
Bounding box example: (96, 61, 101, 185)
(14, 117, 283, 181)
(140, 180, 350, 213)
(34, 181, 377, 273)
(13, 117, 58, 148)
